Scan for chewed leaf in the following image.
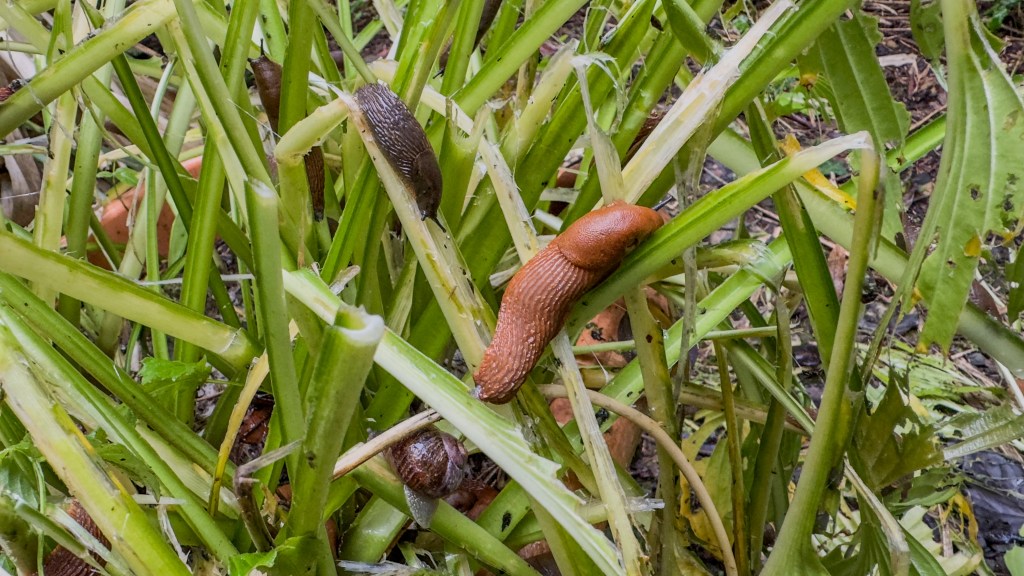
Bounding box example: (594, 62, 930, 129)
(912, 5, 1024, 351)
(801, 10, 910, 150)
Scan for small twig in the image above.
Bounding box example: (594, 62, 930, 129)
(537, 385, 739, 576)
(233, 441, 301, 552)
(331, 410, 442, 480)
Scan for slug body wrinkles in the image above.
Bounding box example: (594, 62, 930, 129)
(355, 83, 443, 223)
(474, 201, 664, 403)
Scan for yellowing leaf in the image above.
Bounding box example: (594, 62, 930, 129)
(963, 234, 982, 258)
(781, 135, 857, 211)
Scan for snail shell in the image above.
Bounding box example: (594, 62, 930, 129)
(354, 83, 443, 222)
(385, 427, 467, 499)
(474, 201, 664, 403)
(250, 55, 326, 220)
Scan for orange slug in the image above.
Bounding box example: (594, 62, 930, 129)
(473, 201, 665, 403)
(250, 55, 326, 221)
(355, 83, 443, 222)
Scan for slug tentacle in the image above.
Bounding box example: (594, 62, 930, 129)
(474, 201, 664, 403)
(355, 83, 443, 222)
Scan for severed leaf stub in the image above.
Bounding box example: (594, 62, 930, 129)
(355, 83, 443, 222)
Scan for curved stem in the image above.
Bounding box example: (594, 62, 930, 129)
(537, 385, 738, 576)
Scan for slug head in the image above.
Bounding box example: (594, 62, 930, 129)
(412, 149, 443, 221)
(249, 55, 284, 131)
(554, 201, 664, 271)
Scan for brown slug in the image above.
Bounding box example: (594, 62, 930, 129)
(40, 500, 108, 576)
(438, 0, 502, 70)
(250, 55, 326, 220)
(474, 201, 665, 403)
(354, 83, 443, 223)
(385, 427, 467, 499)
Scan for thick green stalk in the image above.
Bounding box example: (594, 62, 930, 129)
(440, 0, 486, 95)
(454, 0, 588, 114)
(0, 233, 257, 372)
(0, 305, 240, 561)
(306, 0, 375, 83)
(712, 342, 749, 576)
(747, 297, 793, 571)
(0, 0, 177, 138)
(177, 0, 259, 363)
(166, 0, 273, 190)
(284, 311, 383, 548)
(623, 288, 679, 575)
(0, 272, 229, 482)
(0, 323, 191, 576)
(244, 181, 305, 474)
(31, 90, 77, 306)
(761, 155, 881, 574)
(59, 0, 124, 322)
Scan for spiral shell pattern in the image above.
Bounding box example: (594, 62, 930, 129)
(386, 427, 468, 499)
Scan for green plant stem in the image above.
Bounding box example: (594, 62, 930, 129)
(623, 287, 679, 576)
(244, 180, 305, 478)
(306, 0, 376, 83)
(0, 323, 191, 576)
(761, 154, 881, 574)
(0, 0, 178, 138)
(747, 295, 793, 572)
(441, 0, 486, 95)
(60, 13, 119, 322)
(166, 0, 273, 191)
(284, 311, 383, 562)
(30, 90, 77, 307)
(0, 233, 257, 372)
(177, 0, 258, 365)
(455, 0, 587, 114)
(350, 458, 538, 576)
(712, 342, 749, 576)
(0, 272, 231, 484)
(0, 305, 240, 561)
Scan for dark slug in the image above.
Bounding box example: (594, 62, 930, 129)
(474, 201, 665, 403)
(354, 83, 443, 223)
(250, 55, 326, 221)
